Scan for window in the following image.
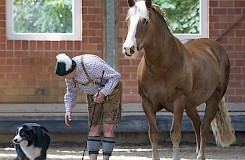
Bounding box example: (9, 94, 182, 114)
(153, 0, 208, 40)
(6, 0, 81, 40)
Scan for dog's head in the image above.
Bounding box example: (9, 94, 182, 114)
(13, 124, 36, 145)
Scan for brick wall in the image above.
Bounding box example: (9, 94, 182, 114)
(209, 0, 245, 102)
(0, 0, 103, 103)
(0, 0, 244, 104)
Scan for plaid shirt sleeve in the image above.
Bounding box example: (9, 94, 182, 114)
(64, 79, 78, 112)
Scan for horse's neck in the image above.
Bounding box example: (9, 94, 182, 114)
(144, 31, 182, 69)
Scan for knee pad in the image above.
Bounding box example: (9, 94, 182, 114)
(102, 137, 115, 156)
(87, 136, 101, 155)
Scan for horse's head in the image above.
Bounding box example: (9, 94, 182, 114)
(122, 0, 152, 59)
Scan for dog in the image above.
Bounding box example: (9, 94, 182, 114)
(13, 123, 50, 160)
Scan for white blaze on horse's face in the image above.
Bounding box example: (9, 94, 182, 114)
(122, 1, 149, 59)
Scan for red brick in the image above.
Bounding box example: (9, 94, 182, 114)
(236, 89, 245, 95)
(0, 21, 5, 28)
(226, 88, 235, 95)
(83, 0, 96, 7)
(89, 22, 102, 29)
(6, 58, 21, 65)
(213, 23, 228, 29)
(67, 41, 74, 50)
(0, 66, 13, 72)
(235, 1, 245, 7)
(236, 30, 245, 37)
(88, 8, 102, 14)
(227, 8, 242, 14)
(213, 8, 227, 15)
(21, 74, 35, 80)
(0, 81, 12, 87)
(13, 81, 29, 88)
(0, 35, 5, 42)
(29, 51, 44, 59)
(30, 41, 37, 50)
(209, 1, 218, 7)
(0, 6, 5, 13)
(19, 88, 35, 96)
(227, 37, 243, 44)
(7, 40, 14, 50)
(228, 81, 243, 88)
(59, 41, 66, 50)
(219, 1, 234, 7)
(14, 40, 21, 50)
(88, 37, 102, 43)
(83, 15, 96, 21)
(45, 41, 51, 50)
(14, 66, 30, 73)
(51, 41, 59, 50)
(74, 41, 81, 50)
(37, 41, 44, 50)
(5, 88, 20, 96)
(6, 73, 20, 80)
(14, 51, 28, 58)
(0, 28, 5, 35)
(22, 41, 29, 50)
(82, 44, 96, 51)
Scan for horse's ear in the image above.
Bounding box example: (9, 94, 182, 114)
(128, 0, 135, 7)
(145, 0, 152, 8)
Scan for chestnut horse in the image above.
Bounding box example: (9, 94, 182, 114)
(122, 0, 236, 160)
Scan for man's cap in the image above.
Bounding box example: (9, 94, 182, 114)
(55, 53, 76, 76)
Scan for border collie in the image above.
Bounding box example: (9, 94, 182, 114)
(13, 123, 50, 160)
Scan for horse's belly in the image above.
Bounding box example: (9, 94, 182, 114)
(186, 82, 218, 106)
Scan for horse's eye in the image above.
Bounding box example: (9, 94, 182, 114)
(142, 18, 149, 26)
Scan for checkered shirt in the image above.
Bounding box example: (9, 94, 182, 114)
(64, 54, 121, 112)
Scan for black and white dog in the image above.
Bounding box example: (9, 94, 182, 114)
(13, 123, 50, 160)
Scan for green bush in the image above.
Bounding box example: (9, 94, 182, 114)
(13, 0, 72, 33)
(153, 0, 200, 34)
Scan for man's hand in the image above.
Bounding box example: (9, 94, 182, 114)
(93, 92, 105, 103)
(65, 111, 72, 127)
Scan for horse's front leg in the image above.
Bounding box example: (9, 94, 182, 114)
(142, 98, 160, 160)
(171, 98, 185, 160)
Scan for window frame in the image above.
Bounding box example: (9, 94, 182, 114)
(6, 0, 82, 41)
(171, 0, 209, 41)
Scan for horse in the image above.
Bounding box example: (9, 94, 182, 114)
(122, 0, 236, 160)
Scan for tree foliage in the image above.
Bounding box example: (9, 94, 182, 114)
(13, 0, 72, 33)
(152, 0, 200, 34)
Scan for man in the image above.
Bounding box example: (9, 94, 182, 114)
(55, 53, 122, 160)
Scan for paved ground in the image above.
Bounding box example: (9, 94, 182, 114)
(0, 142, 244, 160)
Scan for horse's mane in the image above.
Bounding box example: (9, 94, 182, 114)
(152, 4, 165, 19)
(151, 4, 171, 32)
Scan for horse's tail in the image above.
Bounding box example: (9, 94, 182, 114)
(211, 97, 236, 147)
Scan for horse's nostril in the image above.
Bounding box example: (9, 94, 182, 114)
(130, 48, 134, 55)
(130, 46, 135, 55)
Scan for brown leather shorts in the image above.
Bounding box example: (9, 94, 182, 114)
(86, 81, 122, 125)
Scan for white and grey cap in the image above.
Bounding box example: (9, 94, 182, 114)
(55, 53, 76, 76)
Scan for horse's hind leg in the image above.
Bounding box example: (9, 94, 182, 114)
(186, 107, 201, 155)
(141, 98, 160, 160)
(198, 96, 219, 160)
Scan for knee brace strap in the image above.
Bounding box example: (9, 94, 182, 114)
(102, 137, 115, 156)
(87, 136, 101, 155)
